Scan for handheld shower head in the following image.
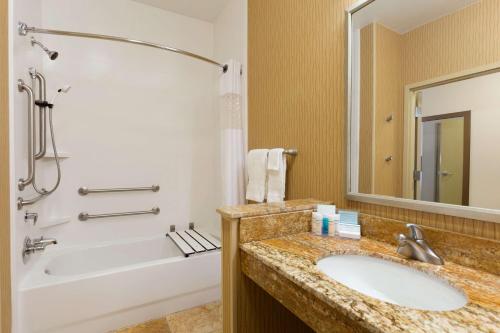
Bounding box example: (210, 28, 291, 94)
(50, 85, 72, 104)
(31, 37, 59, 60)
(58, 85, 71, 93)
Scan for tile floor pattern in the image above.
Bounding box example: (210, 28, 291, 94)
(112, 302, 222, 333)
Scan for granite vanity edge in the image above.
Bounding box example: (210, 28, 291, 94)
(216, 198, 330, 219)
(239, 234, 500, 333)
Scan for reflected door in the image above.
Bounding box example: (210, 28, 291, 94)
(418, 112, 470, 206)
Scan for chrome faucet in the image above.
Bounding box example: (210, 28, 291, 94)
(33, 236, 58, 247)
(396, 224, 444, 265)
(23, 236, 58, 260)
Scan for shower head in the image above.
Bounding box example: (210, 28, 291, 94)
(31, 37, 59, 60)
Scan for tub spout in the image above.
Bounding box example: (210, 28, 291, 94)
(33, 236, 58, 247)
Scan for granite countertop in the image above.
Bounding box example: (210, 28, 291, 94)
(240, 233, 500, 333)
(216, 199, 329, 219)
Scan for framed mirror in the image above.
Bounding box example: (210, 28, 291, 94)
(346, 0, 500, 222)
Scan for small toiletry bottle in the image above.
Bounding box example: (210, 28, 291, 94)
(328, 214, 340, 236)
(312, 212, 323, 235)
(322, 216, 329, 235)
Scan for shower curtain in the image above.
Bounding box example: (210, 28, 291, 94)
(219, 60, 245, 206)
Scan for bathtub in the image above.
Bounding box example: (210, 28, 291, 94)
(19, 234, 221, 333)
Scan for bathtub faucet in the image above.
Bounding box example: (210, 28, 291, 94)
(33, 236, 58, 247)
(23, 236, 58, 261)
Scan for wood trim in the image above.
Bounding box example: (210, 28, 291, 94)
(0, 0, 11, 331)
(463, 112, 471, 206)
(221, 217, 239, 333)
(421, 111, 471, 206)
(421, 110, 470, 122)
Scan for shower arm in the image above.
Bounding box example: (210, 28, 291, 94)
(18, 22, 228, 73)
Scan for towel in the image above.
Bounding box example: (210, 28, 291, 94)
(266, 148, 286, 202)
(246, 149, 269, 202)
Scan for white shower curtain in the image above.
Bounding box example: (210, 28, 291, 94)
(219, 60, 245, 206)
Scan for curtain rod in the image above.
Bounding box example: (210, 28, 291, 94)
(18, 22, 228, 73)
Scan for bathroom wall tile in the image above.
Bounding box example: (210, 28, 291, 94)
(239, 210, 312, 243)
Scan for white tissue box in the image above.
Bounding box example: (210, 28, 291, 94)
(336, 222, 361, 240)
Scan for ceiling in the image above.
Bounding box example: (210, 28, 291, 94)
(353, 0, 479, 34)
(132, 0, 230, 22)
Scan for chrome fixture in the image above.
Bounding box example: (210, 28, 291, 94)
(31, 84, 69, 196)
(283, 149, 298, 156)
(23, 236, 58, 261)
(17, 195, 44, 210)
(18, 22, 228, 73)
(33, 236, 58, 247)
(78, 207, 160, 221)
(17, 70, 69, 209)
(30, 37, 58, 60)
(78, 185, 160, 196)
(24, 211, 38, 225)
(29, 68, 47, 159)
(17, 80, 35, 191)
(396, 224, 444, 265)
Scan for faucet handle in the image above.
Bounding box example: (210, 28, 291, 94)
(406, 224, 424, 240)
(24, 211, 38, 225)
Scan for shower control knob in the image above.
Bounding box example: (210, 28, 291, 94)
(24, 211, 38, 225)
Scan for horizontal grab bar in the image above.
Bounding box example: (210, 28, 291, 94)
(283, 149, 298, 156)
(78, 207, 160, 221)
(78, 185, 160, 195)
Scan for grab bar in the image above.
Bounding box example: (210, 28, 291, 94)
(17, 79, 36, 191)
(78, 185, 160, 195)
(30, 68, 47, 159)
(78, 207, 160, 221)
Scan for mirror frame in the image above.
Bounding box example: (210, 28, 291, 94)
(345, 0, 500, 223)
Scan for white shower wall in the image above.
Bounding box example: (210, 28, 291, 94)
(12, 0, 246, 330)
(13, 0, 225, 282)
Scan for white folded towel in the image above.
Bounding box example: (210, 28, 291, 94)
(266, 148, 286, 203)
(246, 149, 269, 202)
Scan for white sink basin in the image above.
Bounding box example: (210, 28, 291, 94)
(316, 255, 467, 311)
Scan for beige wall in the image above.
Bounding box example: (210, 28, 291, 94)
(248, 0, 500, 240)
(1, 0, 11, 330)
(248, 0, 351, 207)
(402, 0, 500, 86)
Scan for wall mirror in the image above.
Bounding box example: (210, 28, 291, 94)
(346, 0, 500, 222)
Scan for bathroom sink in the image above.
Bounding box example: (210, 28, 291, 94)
(316, 255, 467, 311)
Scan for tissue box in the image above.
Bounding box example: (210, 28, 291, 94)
(338, 210, 359, 225)
(336, 222, 361, 240)
(317, 204, 336, 216)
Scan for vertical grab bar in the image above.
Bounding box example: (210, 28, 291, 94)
(17, 79, 36, 191)
(30, 68, 47, 159)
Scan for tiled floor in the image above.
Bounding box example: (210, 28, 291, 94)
(112, 302, 222, 333)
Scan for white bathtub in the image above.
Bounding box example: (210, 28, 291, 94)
(19, 235, 221, 333)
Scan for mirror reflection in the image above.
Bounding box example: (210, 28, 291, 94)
(349, 0, 500, 210)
